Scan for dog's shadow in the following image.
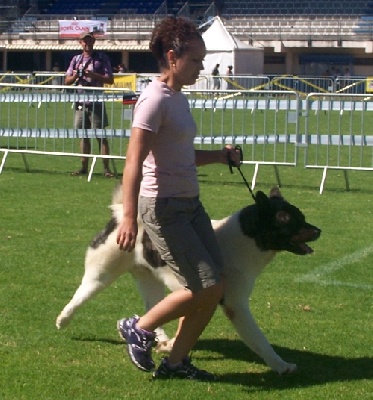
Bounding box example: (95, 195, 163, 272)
(196, 338, 373, 390)
(73, 336, 372, 390)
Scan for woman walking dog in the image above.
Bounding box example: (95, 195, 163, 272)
(116, 16, 240, 381)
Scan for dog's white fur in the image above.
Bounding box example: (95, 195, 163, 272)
(56, 190, 302, 375)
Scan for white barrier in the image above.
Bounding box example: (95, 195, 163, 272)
(1, 82, 372, 192)
(304, 93, 373, 193)
(0, 83, 300, 186)
(0, 82, 135, 180)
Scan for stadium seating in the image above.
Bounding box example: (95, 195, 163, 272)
(44, 0, 104, 14)
(119, 0, 164, 14)
(22, 0, 373, 19)
(221, 0, 369, 16)
(40, 0, 165, 15)
(4, 0, 373, 43)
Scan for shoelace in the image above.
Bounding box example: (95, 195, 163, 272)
(138, 331, 154, 353)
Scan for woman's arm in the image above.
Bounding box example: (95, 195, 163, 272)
(195, 145, 241, 167)
(117, 127, 154, 252)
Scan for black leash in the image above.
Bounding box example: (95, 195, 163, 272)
(228, 145, 257, 202)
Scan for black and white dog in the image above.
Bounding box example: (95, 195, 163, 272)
(56, 186, 320, 374)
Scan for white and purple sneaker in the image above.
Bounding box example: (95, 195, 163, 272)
(117, 315, 156, 372)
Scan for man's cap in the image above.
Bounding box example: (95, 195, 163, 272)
(79, 31, 95, 40)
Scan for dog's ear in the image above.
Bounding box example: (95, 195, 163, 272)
(240, 191, 270, 238)
(269, 186, 283, 199)
(255, 191, 271, 212)
(255, 190, 268, 203)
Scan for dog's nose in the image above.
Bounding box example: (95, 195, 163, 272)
(314, 228, 321, 238)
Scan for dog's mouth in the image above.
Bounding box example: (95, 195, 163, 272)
(294, 242, 314, 254)
(289, 226, 321, 255)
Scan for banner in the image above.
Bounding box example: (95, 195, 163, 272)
(105, 75, 137, 92)
(58, 20, 107, 38)
(366, 77, 373, 93)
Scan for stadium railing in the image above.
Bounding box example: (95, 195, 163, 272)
(1, 80, 372, 192)
(0, 83, 136, 181)
(0, 82, 300, 186)
(304, 92, 373, 193)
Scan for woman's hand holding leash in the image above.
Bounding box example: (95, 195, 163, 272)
(225, 145, 243, 171)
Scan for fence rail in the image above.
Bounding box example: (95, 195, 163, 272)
(1, 82, 372, 192)
(1, 72, 372, 95)
(304, 92, 373, 192)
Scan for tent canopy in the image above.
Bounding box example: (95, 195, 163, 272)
(201, 16, 264, 76)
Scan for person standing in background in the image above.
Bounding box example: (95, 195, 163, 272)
(117, 63, 127, 73)
(212, 63, 221, 90)
(65, 31, 114, 177)
(226, 65, 233, 89)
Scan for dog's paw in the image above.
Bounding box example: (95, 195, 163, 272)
(155, 337, 175, 353)
(55, 314, 70, 329)
(276, 362, 298, 375)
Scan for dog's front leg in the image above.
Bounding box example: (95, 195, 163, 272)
(223, 299, 297, 374)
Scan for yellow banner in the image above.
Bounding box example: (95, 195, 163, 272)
(105, 74, 136, 92)
(366, 77, 373, 93)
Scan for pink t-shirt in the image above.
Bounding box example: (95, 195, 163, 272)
(132, 79, 199, 198)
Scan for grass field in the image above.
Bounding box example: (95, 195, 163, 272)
(1, 153, 372, 400)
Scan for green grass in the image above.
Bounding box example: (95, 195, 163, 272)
(1, 154, 372, 399)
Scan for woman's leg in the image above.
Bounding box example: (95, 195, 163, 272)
(137, 280, 224, 364)
(119, 197, 224, 373)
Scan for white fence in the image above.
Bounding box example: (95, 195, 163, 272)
(1, 82, 372, 192)
(1, 72, 370, 94)
(304, 92, 373, 193)
(0, 83, 136, 180)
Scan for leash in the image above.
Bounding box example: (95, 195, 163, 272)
(228, 145, 257, 202)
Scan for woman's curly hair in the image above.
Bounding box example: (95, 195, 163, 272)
(149, 17, 203, 69)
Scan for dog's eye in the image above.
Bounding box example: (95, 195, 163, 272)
(276, 211, 290, 224)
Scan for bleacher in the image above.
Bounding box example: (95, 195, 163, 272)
(3, 0, 371, 43)
(2, 0, 373, 76)
(40, 0, 165, 15)
(9, 1, 371, 24)
(221, 0, 369, 16)
(43, 0, 107, 14)
(118, 0, 164, 14)
(36, 0, 213, 17)
(4, 0, 373, 19)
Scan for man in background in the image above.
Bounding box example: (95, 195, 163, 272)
(65, 31, 114, 177)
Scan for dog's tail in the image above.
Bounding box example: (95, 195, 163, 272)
(111, 183, 123, 205)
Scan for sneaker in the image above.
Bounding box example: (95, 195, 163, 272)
(117, 316, 156, 372)
(152, 356, 216, 381)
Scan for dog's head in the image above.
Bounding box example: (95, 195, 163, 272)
(239, 187, 321, 255)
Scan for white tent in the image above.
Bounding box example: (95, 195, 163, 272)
(201, 17, 264, 78)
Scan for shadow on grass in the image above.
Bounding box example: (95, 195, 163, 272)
(72, 335, 372, 391)
(195, 338, 373, 391)
(72, 336, 123, 346)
